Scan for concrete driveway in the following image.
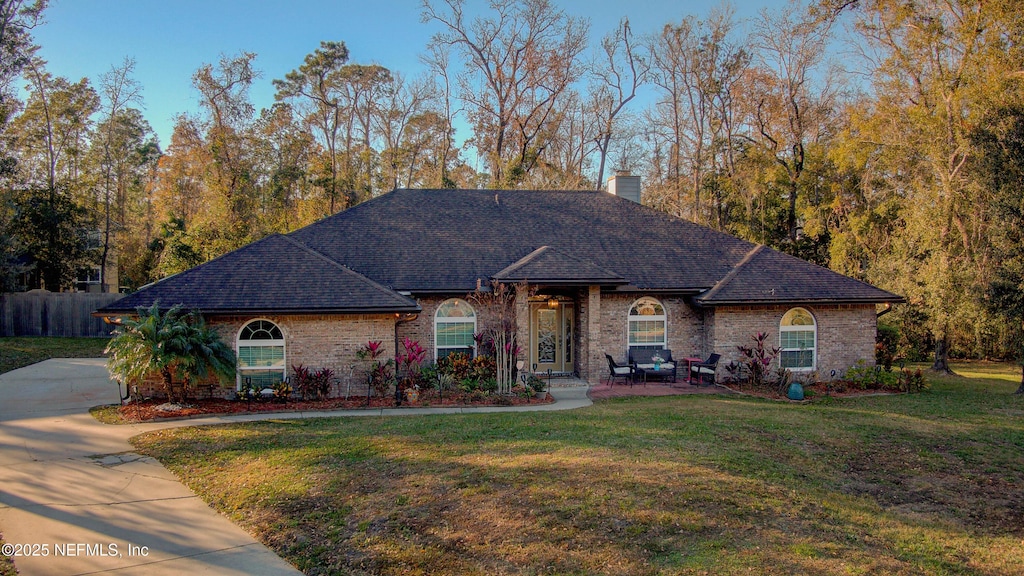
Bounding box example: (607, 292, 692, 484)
(0, 359, 303, 576)
(1, 359, 594, 575)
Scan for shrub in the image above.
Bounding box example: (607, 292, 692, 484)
(272, 380, 293, 401)
(844, 361, 899, 390)
(105, 302, 235, 403)
(876, 324, 900, 371)
(418, 363, 439, 390)
(236, 379, 261, 402)
(898, 367, 928, 393)
(438, 352, 471, 382)
(479, 377, 498, 393)
(458, 377, 479, 393)
(723, 360, 744, 384)
(525, 373, 546, 394)
(471, 354, 497, 382)
(436, 371, 455, 393)
(291, 364, 335, 400)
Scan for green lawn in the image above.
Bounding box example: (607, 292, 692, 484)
(0, 336, 109, 375)
(132, 362, 1024, 575)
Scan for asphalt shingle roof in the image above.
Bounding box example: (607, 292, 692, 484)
(97, 234, 420, 315)
(99, 188, 902, 314)
(290, 188, 757, 292)
(695, 245, 902, 304)
(289, 188, 900, 304)
(492, 246, 627, 285)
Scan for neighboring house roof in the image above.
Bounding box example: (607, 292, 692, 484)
(695, 245, 903, 305)
(99, 188, 902, 315)
(492, 246, 627, 285)
(96, 234, 420, 315)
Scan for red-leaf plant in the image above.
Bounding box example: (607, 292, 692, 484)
(357, 340, 395, 398)
(396, 337, 427, 391)
(737, 332, 780, 390)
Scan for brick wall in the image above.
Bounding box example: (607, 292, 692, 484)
(397, 295, 501, 362)
(128, 301, 877, 398)
(597, 293, 703, 361)
(709, 304, 877, 381)
(129, 314, 397, 400)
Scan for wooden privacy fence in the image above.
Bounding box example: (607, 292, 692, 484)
(0, 291, 124, 337)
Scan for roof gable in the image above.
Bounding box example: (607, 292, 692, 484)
(492, 246, 627, 285)
(97, 234, 420, 315)
(696, 244, 903, 305)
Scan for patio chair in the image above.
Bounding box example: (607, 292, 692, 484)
(604, 354, 636, 387)
(690, 353, 721, 385)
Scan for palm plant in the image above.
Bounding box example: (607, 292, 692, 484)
(105, 302, 236, 403)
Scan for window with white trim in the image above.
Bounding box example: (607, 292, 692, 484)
(780, 308, 816, 370)
(628, 297, 667, 348)
(435, 298, 476, 359)
(237, 319, 285, 388)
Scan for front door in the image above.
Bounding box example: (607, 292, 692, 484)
(531, 302, 574, 374)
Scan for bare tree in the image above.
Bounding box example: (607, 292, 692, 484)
(422, 0, 588, 187)
(647, 6, 747, 224)
(745, 2, 836, 241)
(591, 17, 648, 189)
(419, 42, 461, 188)
(337, 63, 391, 199)
(375, 73, 434, 190)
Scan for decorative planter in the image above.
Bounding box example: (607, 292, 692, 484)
(405, 388, 419, 403)
(786, 382, 805, 401)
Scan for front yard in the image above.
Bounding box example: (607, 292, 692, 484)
(0, 336, 109, 375)
(132, 362, 1024, 575)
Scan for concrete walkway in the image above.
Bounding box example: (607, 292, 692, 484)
(0, 359, 592, 575)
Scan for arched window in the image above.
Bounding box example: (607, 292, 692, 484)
(237, 319, 285, 388)
(628, 297, 667, 348)
(780, 308, 816, 370)
(435, 299, 476, 359)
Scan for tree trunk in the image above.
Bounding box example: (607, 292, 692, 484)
(930, 336, 954, 374)
(161, 368, 177, 402)
(1016, 364, 1024, 395)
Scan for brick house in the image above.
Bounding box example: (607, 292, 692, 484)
(97, 181, 902, 396)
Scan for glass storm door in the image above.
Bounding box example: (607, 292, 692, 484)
(531, 303, 574, 374)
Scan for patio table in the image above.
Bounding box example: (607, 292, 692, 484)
(636, 363, 676, 384)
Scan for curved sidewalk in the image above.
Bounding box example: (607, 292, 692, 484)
(0, 358, 591, 575)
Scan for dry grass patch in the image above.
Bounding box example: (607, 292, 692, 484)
(133, 362, 1024, 575)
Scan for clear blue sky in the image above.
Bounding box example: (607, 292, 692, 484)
(31, 0, 791, 147)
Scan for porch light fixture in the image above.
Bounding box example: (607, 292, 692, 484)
(547, 298, 559, 308)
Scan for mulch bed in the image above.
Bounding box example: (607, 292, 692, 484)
(116, 391, 554, 423)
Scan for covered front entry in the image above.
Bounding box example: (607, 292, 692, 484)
(529, 299, 574, 374)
